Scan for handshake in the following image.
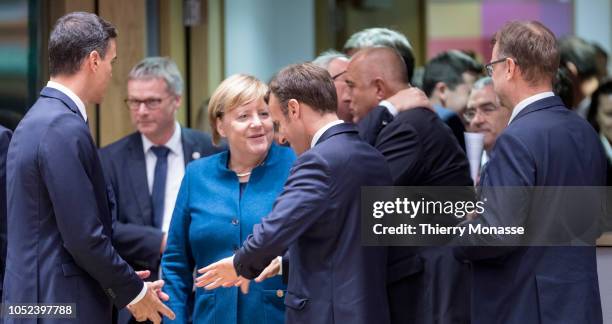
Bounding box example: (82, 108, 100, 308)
(126, 270, 176, 323)
(194, 255, 281, 294)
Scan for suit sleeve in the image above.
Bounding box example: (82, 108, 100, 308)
(98, 150, 164, 270)
(234, 152, 331, 279)
(357, 106, 394, 146)
(454, 132, 535, 261)
(374, 117, 422, 184)
(161, 167, 195, 324)
(39, 120, 143, 308)
(0, 127, 11, 298)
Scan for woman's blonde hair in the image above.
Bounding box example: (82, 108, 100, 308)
(208, 74, 268, 145)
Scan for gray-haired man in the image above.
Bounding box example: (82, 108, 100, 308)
(99, 57, 219, 323)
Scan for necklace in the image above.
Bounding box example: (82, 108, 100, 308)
(235, 171, 252, 177)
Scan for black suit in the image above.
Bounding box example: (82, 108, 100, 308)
(99, 128, 219, 277)
(359, 106, 473, 324)
(0, 125, 11, 301)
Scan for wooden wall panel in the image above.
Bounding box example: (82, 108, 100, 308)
(159, 0, 187, 126)
(98, 0, 147, 146)
(188, 0, 209, 131)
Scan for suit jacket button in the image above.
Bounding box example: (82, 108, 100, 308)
(231, 218, 239, 225)
(276, 290, 284, 298)
(192, 151, 201, 160)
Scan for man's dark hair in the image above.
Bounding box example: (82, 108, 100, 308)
(265, 63, 337, 116)
(587, 78, 612, 133)
(49, 12, 117, 76)
(492, 21, 559, 85)
(553, 67, 574, 108)
(559, 36, 598, 81)
(422, 50, 483, 97)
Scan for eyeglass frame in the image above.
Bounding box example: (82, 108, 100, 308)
(485, 57, 517, 77)
(463, 103, 501, 123)
(124, 95, 174, 111)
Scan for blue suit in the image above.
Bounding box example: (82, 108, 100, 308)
(455, 96, 605, 323)
(99, 129, 219, 276)
(162, 144, 295, 324)
(0, 125, 11, 300)
(234, 123, 393, 324)
(2, 87, 143, 324)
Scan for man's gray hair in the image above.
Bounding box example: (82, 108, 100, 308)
(128, 57, 184, 96)
(312, 50, 348, 69)
(473, 76, 494, 90)
(343, 27, 415, 81)
(343, 27, 412, 54)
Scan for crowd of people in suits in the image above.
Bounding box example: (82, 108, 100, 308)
(0, 10, 611, 324)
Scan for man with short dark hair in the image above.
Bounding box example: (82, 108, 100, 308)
(2, 12, 174, 324)
(423, 50, 483, 149)
(195, 63, 393, 324)
(559, 36, 600, 115)
(456, 21, 605, 323)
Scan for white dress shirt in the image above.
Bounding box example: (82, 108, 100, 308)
(508, 91, 555, 125)
(46, 80, 88, 122)
(311, 120, 344, 148)
(378, 100, 399, 117)
(47, 80, 147, 305)
(141, 121, 185, 233)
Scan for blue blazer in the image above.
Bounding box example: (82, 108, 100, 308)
(234, 123, 393, 324)
(2, 87, 143, 324)
(455, 96, 605, 323)
(99, 129, 219, 275)
(162, 144, 295, 324)
(0, 125, 11, 300)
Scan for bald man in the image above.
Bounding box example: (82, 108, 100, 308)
(345, 47, 473, 324)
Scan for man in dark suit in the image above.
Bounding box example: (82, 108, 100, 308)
(100, 57, 217, 324)
(2, 12, 174, 324)
(346, 47, 473, 324)
(195, 63, 393, 324)
(422, 50, 483, 151)
(100, 57, 217, 278)
(455, 21, 605, 323)
(0, 125, 11, 301)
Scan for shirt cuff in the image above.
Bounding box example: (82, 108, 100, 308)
(277, 256, 283, 276)
(127, 282, 147, 306)
(378, 100, 398, 117)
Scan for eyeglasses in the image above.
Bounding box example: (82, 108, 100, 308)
(331, 70, 346, 81)
(485, 57, 509, 77)
(463, 104, 499, 123)
(124, 96, 172, 110)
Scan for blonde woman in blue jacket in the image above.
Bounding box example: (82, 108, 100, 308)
(161, 74, 295, 323)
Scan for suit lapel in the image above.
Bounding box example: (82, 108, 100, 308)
(126, 134, 153, 224)
(181, 128, 202, 166)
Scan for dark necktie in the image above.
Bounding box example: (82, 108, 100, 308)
(151, 146, 170, 228)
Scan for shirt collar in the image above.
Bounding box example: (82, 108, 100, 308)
(311, 120, 344, 148)
(601, 133, 612, 164)
(508, 91, 555, 125)
(46, 80, 88, 122)
(142, 121, 182, 154)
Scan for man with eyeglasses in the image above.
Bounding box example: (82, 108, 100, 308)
(455, 21, 605, 323)
(99, 57, 219, 324)
(312, 50, 353, 123)
(464, 77, 512, 166)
